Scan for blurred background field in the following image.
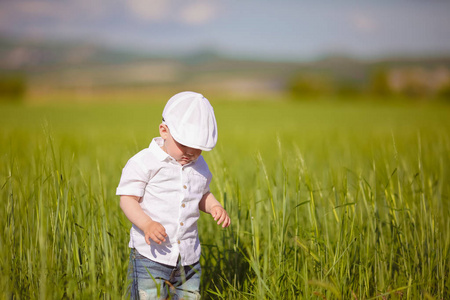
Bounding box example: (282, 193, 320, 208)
(1, 1, 450, 299)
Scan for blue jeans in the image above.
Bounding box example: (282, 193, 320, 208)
(127, 248, 201, 299)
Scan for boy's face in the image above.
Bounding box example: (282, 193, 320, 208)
(159, 124, 202, 165)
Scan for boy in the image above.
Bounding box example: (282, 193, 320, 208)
(117, 91, 230, 299)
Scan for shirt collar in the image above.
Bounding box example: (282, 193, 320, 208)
(149, 137, 170, 162)
(149, 137, 199, 166)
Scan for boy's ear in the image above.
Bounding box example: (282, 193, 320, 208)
(159, 123, 169, 139)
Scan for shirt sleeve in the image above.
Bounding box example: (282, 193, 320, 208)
(203, 174, 212, 195)
(197, 156, 212, 196)
(116, 157, 150, 197)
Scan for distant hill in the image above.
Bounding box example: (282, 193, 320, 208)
(0, 37, 155, 70)
(1, 37, 450, 99)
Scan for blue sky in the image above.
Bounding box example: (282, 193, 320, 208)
(1, 0, 450, 61)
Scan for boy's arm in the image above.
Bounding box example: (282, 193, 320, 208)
(120, 195, 167, 245)
(199, 192, 231, 228)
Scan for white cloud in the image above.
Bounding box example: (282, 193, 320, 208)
(125, 0, 219, 25)
(179, 2, 218, 25)
(350, 12, 377, 33)
(127, 0, 170, 22)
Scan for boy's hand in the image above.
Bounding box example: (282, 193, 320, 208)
(210, 205, 231, 228)
(143, 220, 167, 245)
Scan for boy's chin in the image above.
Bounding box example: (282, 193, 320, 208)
(179, 160, 190, 165)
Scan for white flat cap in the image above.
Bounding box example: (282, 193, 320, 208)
(162, 91, 218, 151)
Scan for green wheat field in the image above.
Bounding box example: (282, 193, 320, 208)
(1, 96, 449, 299)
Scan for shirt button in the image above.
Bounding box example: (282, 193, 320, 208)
(183, 185, 187, 189)
(177, 240, 181, 244)
(180, 222, 184, 226)
(181, 203, 186, 208)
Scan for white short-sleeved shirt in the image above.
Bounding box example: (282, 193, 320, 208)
(116, 137, 212, 266)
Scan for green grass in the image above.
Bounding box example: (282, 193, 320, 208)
(1, 97, 449, 299)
